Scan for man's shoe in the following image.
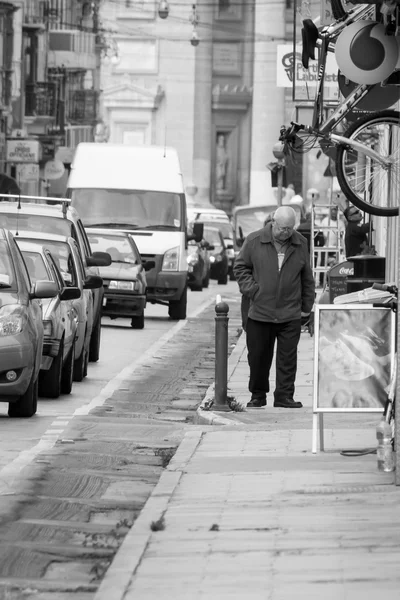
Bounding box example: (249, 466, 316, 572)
(247, 397, 267, 408)
(274, 398, 303, 409)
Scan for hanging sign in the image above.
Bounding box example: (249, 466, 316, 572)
(6, 140, 40, 163)
(44, 159, 65, 180)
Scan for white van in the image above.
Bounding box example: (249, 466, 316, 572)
(67, 143, 203, 320)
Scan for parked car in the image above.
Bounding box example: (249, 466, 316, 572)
(0, 228, 58, 417)
(17, 240, 81, 398)
(186, 239, 211, 291)
(0, 198, 111, 363)
(86, 229, 152, 329)
(15, 232, 103, 383)
(203, 226, 229, 285)
(193, 219, 235, 281)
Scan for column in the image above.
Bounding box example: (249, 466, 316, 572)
(191, 0, 214, 207)
(250, 0, 286, 205)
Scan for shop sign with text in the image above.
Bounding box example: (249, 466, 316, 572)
(276, 44, 339, 89)
(6, 140, 40, 163)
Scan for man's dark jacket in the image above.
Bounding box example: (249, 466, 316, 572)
(233, 222, 315, 323)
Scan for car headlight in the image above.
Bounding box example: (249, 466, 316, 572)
(0, 308, 26, 337)
(162, 247, 179, 271)
(109, 280, 138, 291)
(43, 320, 53, 337)
(215, 255, 223, 262)
(209, 256, 216, 263)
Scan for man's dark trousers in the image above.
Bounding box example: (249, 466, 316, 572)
(246, 317, 302, 402)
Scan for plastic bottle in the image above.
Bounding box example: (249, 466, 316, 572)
(376, 419, 394, 472)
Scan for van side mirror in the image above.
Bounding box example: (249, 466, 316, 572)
(188, 222, 203, 243)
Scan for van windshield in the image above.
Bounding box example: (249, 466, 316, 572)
(70, 189, 184, 231)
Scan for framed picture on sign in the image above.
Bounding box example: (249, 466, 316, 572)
(313, 305, 395, 412)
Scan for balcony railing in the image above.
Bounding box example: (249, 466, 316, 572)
(23, 0, 46, 27)
(68, 90, 99, 123)
(0, 69, 13, 109)
(25, 82, 57, 118)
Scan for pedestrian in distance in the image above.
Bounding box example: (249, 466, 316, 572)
(233, 205, 315, 409)
(343, 205, 372, 258)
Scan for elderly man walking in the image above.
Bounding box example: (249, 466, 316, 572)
(233, 206, 315, 409)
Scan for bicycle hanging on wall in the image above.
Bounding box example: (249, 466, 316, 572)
(280, 2, 400, 217)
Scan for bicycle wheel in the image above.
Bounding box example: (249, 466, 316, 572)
(336, 110, 400, 217)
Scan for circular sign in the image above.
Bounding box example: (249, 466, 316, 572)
(335, 21, 399, 85)
(44, 159, 65, 180)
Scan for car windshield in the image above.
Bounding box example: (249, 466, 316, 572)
(88, 234, 139, 264)
(19, 239, 77, 287)
(21, 251, 51, 283)
(70, 188, 183, 231)
(0, 213, 71, 237)
(204, 228, 221, 246)
(201, 221, 233, 239)
(0, 239, 15, 288)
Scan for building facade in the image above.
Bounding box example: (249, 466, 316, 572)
(0, 0, 102, 196)
(98, 0, 300, 214)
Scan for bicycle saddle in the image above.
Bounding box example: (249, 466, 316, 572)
(301, 19, 319, 69)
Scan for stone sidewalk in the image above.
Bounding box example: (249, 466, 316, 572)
(94, 329, 400, 600)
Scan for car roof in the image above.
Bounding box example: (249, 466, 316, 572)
(13, 230, 72, 244)
(0, 200, 80, 220)
(16, 239, 49, 254)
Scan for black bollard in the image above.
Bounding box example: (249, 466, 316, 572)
(214, 299, 231, 411)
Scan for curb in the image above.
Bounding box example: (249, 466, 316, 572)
(195, 331, 246, 427)
(93, 430, 204, 600)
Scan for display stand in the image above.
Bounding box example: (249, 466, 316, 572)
(312, 304, 395, 454)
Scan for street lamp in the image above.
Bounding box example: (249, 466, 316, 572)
(272, 142, 286, 206)
(189, 3, 200, 46)
(158, 0, 169, 19)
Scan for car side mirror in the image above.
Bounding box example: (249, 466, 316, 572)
(187, 221, 204, 243)
(60, 286, 81, 301)
(236, 237, 244, 248)
(87, 251, 112, 267)
(143, 260, 155, 271)
(31, 280, 59, 299)
(208, 244, 215, 251)
(84, 274, 103, 290)
(201, 240, 210, 249)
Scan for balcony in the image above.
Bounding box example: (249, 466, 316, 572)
(23, 0, 46, 29)
(48, 30, 96, 70)
(25, 82, 57, 118)
(68, 90, 99, 123)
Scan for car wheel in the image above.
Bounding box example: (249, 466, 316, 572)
(190, 281, 203, 292)
(89, 315, 102, 363)
(39, 338, 64, 399)
(168, 286, 187, 320)
(61, 342, 75, 395)
(131, 313, 145, 329)
(8, 371, 38, 418)
(73, 345, 87, 382)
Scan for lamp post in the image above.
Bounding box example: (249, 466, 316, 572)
(272, 141, 285, 206)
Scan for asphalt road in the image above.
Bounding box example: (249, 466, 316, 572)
(0, 280, 242, 599)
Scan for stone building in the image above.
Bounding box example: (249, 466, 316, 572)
(98, 0, 300, 214)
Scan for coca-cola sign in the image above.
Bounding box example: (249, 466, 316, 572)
(339, 267, 354, 276)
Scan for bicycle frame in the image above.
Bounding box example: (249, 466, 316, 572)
(310, 4, 377, 130)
